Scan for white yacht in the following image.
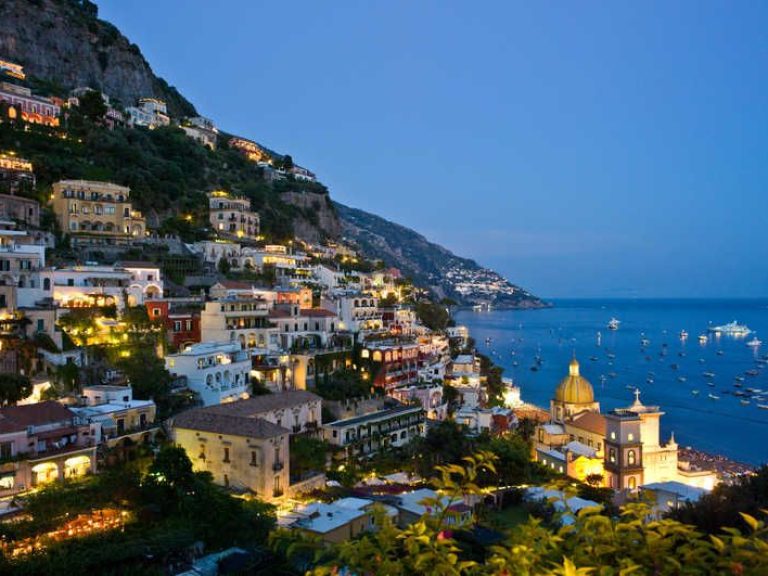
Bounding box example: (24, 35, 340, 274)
(607, 318, 620, 331)
(746, 336, 762, 348)
(698, 334, 708, 344)
(708, 321, 752, 336)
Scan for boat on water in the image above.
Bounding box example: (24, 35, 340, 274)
(680, 330, 689, 340)
(735, 376, 745, 382)
(590, 356, 599, 361)
(692, 390, 700, 395)
(746, 337, 762, 348)
(746, 369, 760, 377)
(717, 350, 724, 356)
(698, 334, 708, 344)
(702, 371, 715, 379)
(670, 363, 679, 370)
(678, 376, 687, 383)
(708, 393, 720, 400)
(640, 338, 651, 347)
(758, 404, 768, 410)
(607, 318, 620, 331)
(708, 321, 752, 336)
(740, 399, 750, 406)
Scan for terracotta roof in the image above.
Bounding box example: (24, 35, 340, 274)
(0, 401, 76, 434)
(268, 309, 292, 319)
(569, 411, 606, 436)
(216, 280, 254, 290)
(173, 411, 286, 439)
(300, 309, 337, 318)
(204, 391, 322, 418)
(117, 260, 158, 268)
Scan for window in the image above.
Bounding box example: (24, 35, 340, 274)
(173, 321, 182, 332)
(0, 441, 13, 459)
(151, 308, 160, 317)
(198, 445, 206, 460)
(628, 450, 636, 466)
(223, 447, 230, 463)
(148, 274, 154, 281)
(36, 319, 44, 332)
(628, 433, 635, 441)
(610, 431, 616, 440)
(251, 451, 257, 466)
(609, 448, 616, 463)
(105, 205, 115, 215)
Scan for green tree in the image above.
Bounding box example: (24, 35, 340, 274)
(78, 90, 108, 123)
(0, 373, 32, 406)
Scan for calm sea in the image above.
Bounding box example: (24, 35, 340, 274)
(455, 299, 768, 466)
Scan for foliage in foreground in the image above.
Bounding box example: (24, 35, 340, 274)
(283, 452, 768, 576)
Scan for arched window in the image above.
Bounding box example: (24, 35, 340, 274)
(628, 476, 637, 490)
(627, 450, 636, 466)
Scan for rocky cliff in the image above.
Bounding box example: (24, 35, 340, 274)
(0, 0, 195, 116)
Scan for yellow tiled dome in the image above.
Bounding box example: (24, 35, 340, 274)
(554, 358, 595, 404)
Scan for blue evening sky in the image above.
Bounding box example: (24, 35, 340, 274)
(98, 1, 768, 299)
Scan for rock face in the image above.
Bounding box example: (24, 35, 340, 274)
(280, 190, 341, 243)
(0, 0, 195, 116)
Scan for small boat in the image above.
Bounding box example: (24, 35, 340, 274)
(530, 365, 539, 372)
(590, 356, 599, 361)
(746, 337, 762, 348)
(678, 376, 687, 383)
(680, 330, 689, 340)
(647, 378, 654, 384)
(640, 338, 651, 347)
(670, 363, 679, 370)
(606, 353, 616, 360)
(625, 385, 635, 390)
(691, 390, 700, 395)
(702, 372, 715, 379)
(607, 318, 620, 331)
(707, 382, 716, 387)
(735, 376, 745, 383)
(698, 334, 708, 344)
(734, 382, 743, 388)
(746, 370, 760, 377)
(608, 372, 618, 379)
(740, 399, 750, 406)
(512, 361, 519, 367)
(698, 358, 706, 363)
(758, 404, 768, 410)
(678, 352, 686, 357)
(708, 393, 720, 400)
(717, 350, 724, 356)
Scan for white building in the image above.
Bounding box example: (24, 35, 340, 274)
(389, 383, 447, 420)
(324, 405, 426, 459)
(332, 292, 382, 333)
(72, 385, 156, 445)
(200, 296, 278, 352)
(165, 342, 251, 406)
(181, 116, 218, 150)
(125, 98, 170, 129)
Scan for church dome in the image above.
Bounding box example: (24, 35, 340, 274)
(554, 358, 595, 405)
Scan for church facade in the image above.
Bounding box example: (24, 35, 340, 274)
(534, 358, 716, 491)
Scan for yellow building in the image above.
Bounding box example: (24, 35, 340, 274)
(536, 359, 717, 492)
(51, 180, 146, 246)
(208, 191, 260, 241)
(172, 402, 295, 501)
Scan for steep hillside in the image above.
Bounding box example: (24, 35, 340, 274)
(335, 203, 547, 308)
(0, 0, 195, 116)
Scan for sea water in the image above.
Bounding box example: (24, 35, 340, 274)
(455, 299, 768, 465)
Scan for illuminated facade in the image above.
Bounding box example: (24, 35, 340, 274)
(229, 137, 272, 163)
(200, 295, 278, 351)
(208, 191, 260, 240)
(51, 180, 146, 247)
(361, 342, 420, 391)
(0, 153, 35, 195)
(165, 342, 251, 406)
(0, 401, 97, 498)
(0, 82, 60, 127)
(181, 116, 218, 150)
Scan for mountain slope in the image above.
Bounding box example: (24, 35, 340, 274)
(335, 203, 547, 308)
(0, 0, 195, 116)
